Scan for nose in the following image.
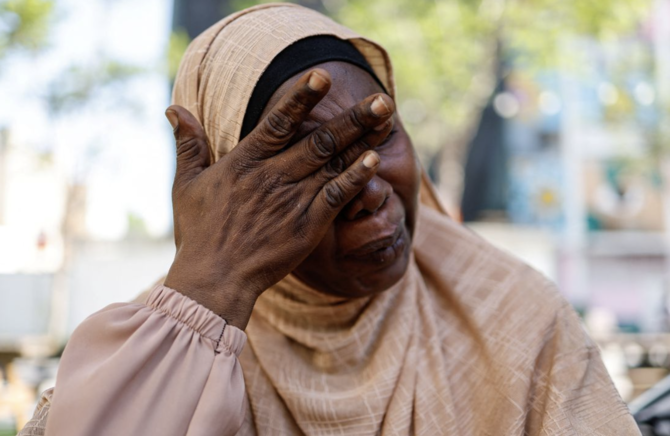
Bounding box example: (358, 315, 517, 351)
(342, 175, 392, 220)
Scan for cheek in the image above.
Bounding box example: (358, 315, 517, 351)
(378, 141, 420, 233)
(293, 225, 339, 280)
(311, 225, 338, 260)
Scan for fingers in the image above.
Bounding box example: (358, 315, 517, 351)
(314, 117, 393, 184)
(166, 105, 212, 188)
(240, 69, 331, 160)
(278, 93, 394, 181)
(310, 151, 380, 222)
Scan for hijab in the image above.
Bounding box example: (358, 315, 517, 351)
(172, 4, 638, 435)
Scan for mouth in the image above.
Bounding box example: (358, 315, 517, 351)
(346, 225, 406, 264)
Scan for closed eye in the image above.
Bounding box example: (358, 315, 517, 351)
(377, 128, 397, 149)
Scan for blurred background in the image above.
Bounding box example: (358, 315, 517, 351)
(0, 0, 667, 432)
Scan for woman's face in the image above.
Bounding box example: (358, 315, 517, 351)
(259, 61, 421, 298)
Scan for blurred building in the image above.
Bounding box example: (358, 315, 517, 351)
(461, 0, 670, 403)
(463, 0, 670, 333)
(0, 129, 65, 351)
(1, 0, 670, 432)
(0, 0, 176, 431)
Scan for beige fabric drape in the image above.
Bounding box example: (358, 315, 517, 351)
(172, 6, 639, 432)
(20, 3, 640, 435)
(171, 2, 393, 162)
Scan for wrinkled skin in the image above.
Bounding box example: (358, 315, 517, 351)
(261, 62, 421, 298)
(163, 62, 419, 329)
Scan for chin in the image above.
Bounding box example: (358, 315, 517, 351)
(353, 250, 411, 296)
(316, 240, 412, 299)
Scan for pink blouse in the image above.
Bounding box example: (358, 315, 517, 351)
(19, 285, 248, 436)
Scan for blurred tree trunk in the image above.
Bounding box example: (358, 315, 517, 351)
(0, 129, 7, 225)
(460, 41, 507, 221)
(171, 0, 326, 38)
(436, 35, 501, 220)
(172, 0, 233, 39)
(49, 183, 87, 343)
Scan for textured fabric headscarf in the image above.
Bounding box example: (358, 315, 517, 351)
(173, 3, 638, 435)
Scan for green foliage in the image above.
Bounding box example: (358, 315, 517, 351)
(228, 0, 651, 159)
(0, 0, 54, 59)
(0, 0, 145, 117)
(334, 0, 650, 154)
(168, 28, 191, 81)
(127, 211, 149, 238)
(44, 60, 144, 115)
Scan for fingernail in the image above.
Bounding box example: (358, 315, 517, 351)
(363, 152, 380, 168)
(308, 71, 327, 91)
(165, 109, 179, 132)
(374, 118, 393, 132)
(371, 96, 390, 116)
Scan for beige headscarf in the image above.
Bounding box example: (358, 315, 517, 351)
(173, 3, 638, 435)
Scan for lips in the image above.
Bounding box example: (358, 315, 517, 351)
(347, 226, 402, 258)
(336, 194, 408, 266)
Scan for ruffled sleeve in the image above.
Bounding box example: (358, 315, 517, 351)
(38, 285, 248, 436)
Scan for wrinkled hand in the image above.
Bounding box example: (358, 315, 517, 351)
(163, 69, 395, 329)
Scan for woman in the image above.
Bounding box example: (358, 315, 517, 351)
(20, 3, 640, 435)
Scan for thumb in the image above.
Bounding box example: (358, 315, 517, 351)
(166, 105, 211, 185)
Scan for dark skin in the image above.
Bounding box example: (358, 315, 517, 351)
(163, 62, 420, 329)
(263, 62, 421, 298)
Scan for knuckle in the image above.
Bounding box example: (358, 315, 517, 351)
(342, 168, 367, 191)
(289, 90, 313, 112)
(176, 137, 202, 162)
(323, 181, 347, 208)
(310, 129, 337, 159)
(229, 152, 257, 177)
(340, 141, 367, 164)
(265, 110, 295, 140)
(348, 169, 367, 187)
(323, 155, 346, 178)
(259, 170, 285, 194)
(348, 106, 368, 130)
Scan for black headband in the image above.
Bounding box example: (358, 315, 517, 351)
(240, 35, 387, 139)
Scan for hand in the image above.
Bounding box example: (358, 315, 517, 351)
(163, 69, 395, 329)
